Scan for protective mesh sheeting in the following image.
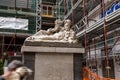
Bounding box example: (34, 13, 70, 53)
(0, 0, 33, 9)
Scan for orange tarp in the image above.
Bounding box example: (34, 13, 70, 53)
(83, 67, 120, 80)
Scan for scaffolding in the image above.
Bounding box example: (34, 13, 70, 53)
(58, 0, 120, 79)
(0, 0, 58, 63)
(36, 0, 42, 32)
(0, 0, 36, 66)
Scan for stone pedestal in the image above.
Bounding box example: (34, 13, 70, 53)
(21, 41, 84, 80)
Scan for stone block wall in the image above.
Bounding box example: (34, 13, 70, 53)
(24, 52, 35, 80)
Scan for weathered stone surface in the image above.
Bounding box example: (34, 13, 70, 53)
(35, 53, 73, 80)
(24, 52, 35, 80)
(21, 46, 85, 53)
(74, 54, 83, 80)
(22, 38, 84, 80)
(24, 41, 82, 48)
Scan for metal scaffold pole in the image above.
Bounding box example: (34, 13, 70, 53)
(64, 0, 66, 16)
(72, 0, 74, 27)
(102, 0, 110, 78)
(93, 38, 98, 75)
(88, 41, 91, 69)
(36, 0, 42, 32)
(83, 0, 88, 67)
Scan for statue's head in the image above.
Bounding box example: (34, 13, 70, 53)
(55, 19, 63, 25)
(64, 19, 71, 25)
(64, 19, 71, 31)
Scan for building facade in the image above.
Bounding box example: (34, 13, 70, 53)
(0, 0, 57, 67)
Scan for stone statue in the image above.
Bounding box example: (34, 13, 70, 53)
(26, 19, 77, 43)
(34, 19, 63, 36)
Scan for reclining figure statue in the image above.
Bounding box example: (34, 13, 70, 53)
(34, 19, 63, 36)
(26, 19, 77, 43)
